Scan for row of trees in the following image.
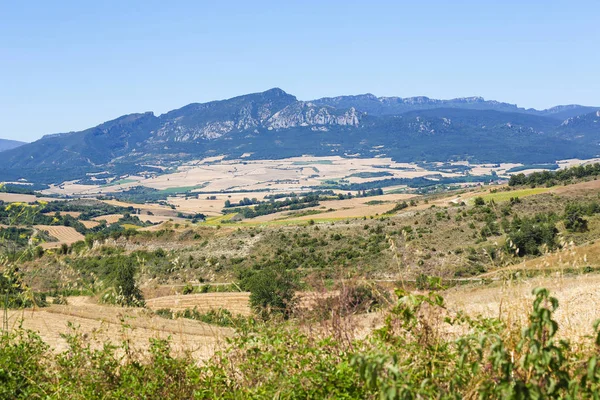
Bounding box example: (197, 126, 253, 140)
(509, 163, 600, 187)
(223, 195, 322, 218)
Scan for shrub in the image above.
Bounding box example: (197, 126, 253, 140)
(506, 214, 558, 256)
(0, 266, 47, 309)
(182, 283, 194, 295)
(5, 288, 600, 398)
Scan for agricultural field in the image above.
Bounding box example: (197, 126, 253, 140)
(145, 292, 251, 316)
(445, 273, 600, 342)
(34, 225, 85, 248)
(479, 187, 553, 203)
(5, 296, 232, 360)
(5, 162, 600, 397)
(39, 155, 525, 199)
(0, 192, 58, 203)
(80, 220, 100, 229)
(91, 214, 125, 224)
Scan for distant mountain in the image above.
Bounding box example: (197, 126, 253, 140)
(312, 94, 597, 120)
(538, 105, 600, 120)
(0, 138, 25, 152)
(557, 110, 600, 138)
(0, 89, 598, 184)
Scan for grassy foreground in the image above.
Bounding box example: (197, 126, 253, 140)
(4, 287, 600, 399)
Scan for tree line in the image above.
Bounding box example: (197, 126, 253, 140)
(509, 163, 600, 187)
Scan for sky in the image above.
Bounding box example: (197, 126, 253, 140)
(1, 1, 599, 142)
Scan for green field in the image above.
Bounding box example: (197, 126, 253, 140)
(159, 183, 208, 194)
(120, 223, 142, 230)
(101, 178, 137, 187)
(478, 187, 552, 203)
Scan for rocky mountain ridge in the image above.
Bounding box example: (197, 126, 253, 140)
(312, 93, 597, 120)
(0, 88, 598, 183)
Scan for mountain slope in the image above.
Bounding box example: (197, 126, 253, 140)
(556, 110, 600, 139)
(154, 88, 297, 141)
(0, 138, 26, 152)
(0, 89, 598, 184)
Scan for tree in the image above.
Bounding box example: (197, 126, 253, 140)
(111, 259, 144, 307)
(506, 215, 557, 256)
(242, 265, 298, 319)
(563, 203, 589, 232)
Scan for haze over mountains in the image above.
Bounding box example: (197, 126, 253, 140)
(0, 88, 599, 184)
(0, 138, 26, 152)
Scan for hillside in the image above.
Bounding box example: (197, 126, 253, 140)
(5, 171, 600, 397)
(0, 88, 598, 184)
(0, 138, 25, 152)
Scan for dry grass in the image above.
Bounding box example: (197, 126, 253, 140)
(444, 273, 600, 342)
(80, 220, 100, 229)
(6, 296, 232, 360)
(92, 214, 124, 224)
(145, 292, 252, 316)
(554, 178, 600, 195)
(34, 225, 85, 248)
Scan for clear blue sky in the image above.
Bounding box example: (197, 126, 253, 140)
(1, 1, 599, 142)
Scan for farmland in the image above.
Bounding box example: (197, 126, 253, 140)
(5, 296, 232, 360)
(34, 225, 85, 248)
(4, 160, 600, 397)
(39, 155, 518, 199)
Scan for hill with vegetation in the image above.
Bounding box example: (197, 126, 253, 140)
(4, 171, 600, 397)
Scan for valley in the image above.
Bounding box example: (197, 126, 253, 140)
(3, 0, 600, 395)
(2, 89, 600, 398)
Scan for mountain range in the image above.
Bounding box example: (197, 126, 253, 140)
(0, 139, 26, 153)
(0, 88, 599, 184)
